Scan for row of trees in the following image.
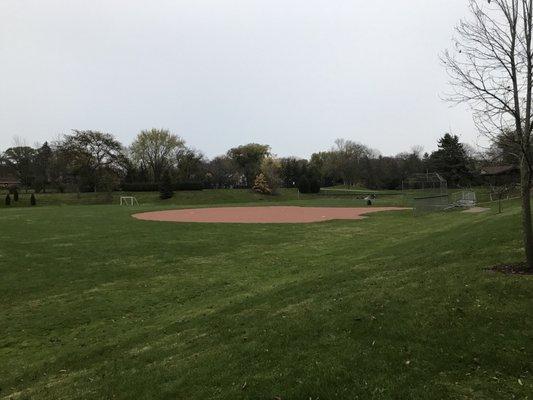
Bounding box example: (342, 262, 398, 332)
(0, 129, 508, 195)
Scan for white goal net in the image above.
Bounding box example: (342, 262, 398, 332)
(120, 196, 139, 206)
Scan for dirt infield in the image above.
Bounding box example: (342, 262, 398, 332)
(132, 206, 407, 224)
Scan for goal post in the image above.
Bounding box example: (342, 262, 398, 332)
(451, 190, 477, 208)
(120, 196, 139, 206)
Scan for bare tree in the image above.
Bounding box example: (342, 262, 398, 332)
(443, 0, 533, 269)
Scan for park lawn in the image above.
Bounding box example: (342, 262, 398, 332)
(0, 197, 532, 399)
(0, 188, 412, 210)
(0, 189, 304, 208)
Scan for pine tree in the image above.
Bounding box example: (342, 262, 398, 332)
(427, 134, 472, 187)
(159, 170, 174, 200)
(297, 175, 310, 194)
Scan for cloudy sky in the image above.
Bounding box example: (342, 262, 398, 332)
(0, 0, 480, 158)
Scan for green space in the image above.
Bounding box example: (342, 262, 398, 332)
(1, 190, 532, 399)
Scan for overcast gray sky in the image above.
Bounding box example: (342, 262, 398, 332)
(0, 0, 480, 158)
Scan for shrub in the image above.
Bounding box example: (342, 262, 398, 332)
(159, 171, 174, 199)
(5, 194, 11, 206)
(13, 189, 19, 202)
(252, 173, 272, 195)
(298, 175, 321, 194)
(30, 193, 36, 206)
(122, 182, 204, 192)
(297, 176, 310, 193)
(309, 177, 321, 193)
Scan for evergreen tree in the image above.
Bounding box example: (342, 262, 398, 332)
(427, 134, 472, 187)
(159, 170, 174, 199)
(297, 175, 310, 194)
(34, 142, 53, 192)
(308, 176, 321, 193)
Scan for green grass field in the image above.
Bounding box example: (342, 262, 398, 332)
(0, 188, 412, 209)
(1, 191, 532, 399)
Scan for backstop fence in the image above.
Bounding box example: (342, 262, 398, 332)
(412, 194, 450, 216)
(403, 173, 449, 216)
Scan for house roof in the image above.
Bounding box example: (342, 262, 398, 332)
(480, 165, 519, 176)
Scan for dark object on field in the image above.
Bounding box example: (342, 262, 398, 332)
(5, 194, 11, 206)
(13, 189, 19, 202)
(487, 262, 533, 275)
(30, 193, 36, 206)
(367, 199, 372, 206)
(159, 171, 174, 200)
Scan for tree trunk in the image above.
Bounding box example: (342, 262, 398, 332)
(520, 159, 533, 270)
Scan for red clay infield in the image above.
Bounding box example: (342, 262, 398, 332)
(132, 206, 407, 224)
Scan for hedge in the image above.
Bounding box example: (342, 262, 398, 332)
(121, 182, 204, 192)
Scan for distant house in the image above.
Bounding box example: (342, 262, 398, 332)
(480, 165, 519, 186)
(0, 175, 20, 189)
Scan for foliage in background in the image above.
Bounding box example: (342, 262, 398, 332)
(158, 170, 174, 200)
(0, 130, 516, 195)
(60, 130, 126, 192)
(227, 143, 271, 187)
(425, 134, 473, 187)
(252, 173, 272, 195)
(130, 128, 185, 183)
(259, 157, 282, 194)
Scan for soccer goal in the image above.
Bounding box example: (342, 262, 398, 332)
(120, 196, 139, 206)
(451, 190, 477, 208)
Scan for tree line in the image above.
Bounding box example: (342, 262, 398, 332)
(0, 128, 509, 195)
